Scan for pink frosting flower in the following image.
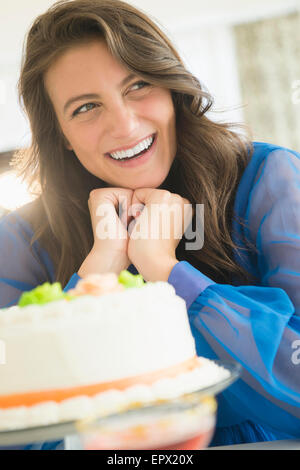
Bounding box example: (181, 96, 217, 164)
(69, 273, 125, 297)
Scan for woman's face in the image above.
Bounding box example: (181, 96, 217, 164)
(45, 39, 177, 189)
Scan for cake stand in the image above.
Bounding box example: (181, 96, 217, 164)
(0, 361, 241, 449)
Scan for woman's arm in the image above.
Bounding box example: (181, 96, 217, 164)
(167, 148, 300, 436)
(0, 211, 55, 307)
(0, 210, 88, 301)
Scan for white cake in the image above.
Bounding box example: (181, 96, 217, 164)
(0, 273, 230, 430)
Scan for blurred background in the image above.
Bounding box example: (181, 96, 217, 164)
(0, 0, 300, 214)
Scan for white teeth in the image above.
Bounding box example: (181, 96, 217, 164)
(109, 135, 154, 160)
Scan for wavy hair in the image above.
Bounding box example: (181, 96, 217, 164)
(14, 0, 255, 286)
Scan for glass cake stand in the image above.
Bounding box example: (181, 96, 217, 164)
(0, 361, 241, 449)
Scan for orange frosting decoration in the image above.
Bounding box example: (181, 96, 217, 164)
(0, 357, 201, 409)
(69, 273, 125, 297)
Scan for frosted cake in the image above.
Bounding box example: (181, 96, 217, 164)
(0, 271, 229, 430)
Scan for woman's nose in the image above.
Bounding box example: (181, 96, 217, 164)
(106, 102, 139, 138)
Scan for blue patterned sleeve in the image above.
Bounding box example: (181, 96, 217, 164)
(0, 212, 55, 308)
(168, 148, 300, 437)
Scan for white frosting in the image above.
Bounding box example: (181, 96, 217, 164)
(0, 282, 230, 431)
(0, 283, 196, 393)
(0, 358, 229, 430)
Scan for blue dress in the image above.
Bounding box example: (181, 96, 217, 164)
(0, 142, 299, 449)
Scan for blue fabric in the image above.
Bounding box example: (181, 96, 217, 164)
(0, 142, 299, 448)
(64, 272, 81, 291)
(168, 261, 216, 309)
(167, 142, 300, 445)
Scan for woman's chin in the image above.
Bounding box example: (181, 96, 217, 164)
(119, 177, 168, 191)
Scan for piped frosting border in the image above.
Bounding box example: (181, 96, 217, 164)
(0, 358, 230, 431)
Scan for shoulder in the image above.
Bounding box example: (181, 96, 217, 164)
(0, 198, 55, 282)
(234, 142, 300, 217)
(0, 199, 40, 241)
(245, 143, 300, 242)
(251, 141, 299, 171)
(250, 141, 299, 177)
(252, 144, 300, 195)
(0, 198, 47, 253)
(248, 143, 300, 210)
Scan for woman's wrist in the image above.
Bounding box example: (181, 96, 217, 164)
(78, 248, 129, 278)
(138, 256, 179, 282)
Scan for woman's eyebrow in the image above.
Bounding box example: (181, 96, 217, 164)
(63, 73, 137, 115)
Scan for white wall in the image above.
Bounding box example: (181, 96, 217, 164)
(130, 0, 299, 28)
(0, 1, 55, 151)
(0, 0, 299, 151)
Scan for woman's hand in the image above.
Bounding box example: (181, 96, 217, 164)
(128, 188, 193, 281)
(78, 187, 133, 277)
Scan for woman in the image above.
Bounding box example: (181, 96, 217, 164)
(0, 0, 299, 449)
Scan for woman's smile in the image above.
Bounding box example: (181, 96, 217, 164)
(104, 132, 157, 168)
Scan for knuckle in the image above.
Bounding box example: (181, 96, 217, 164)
(89, 188, 105, 200)
(181, 196, 191, 205)
(89, 189, 97, 199)
(159, 190, 171, 201)
(172, 193, 182, 203)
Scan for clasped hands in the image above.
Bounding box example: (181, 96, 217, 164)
(78, 187, 193, 282)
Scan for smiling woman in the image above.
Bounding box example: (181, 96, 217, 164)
(1, 0, 300, 452)
(12, 0, 253, 288)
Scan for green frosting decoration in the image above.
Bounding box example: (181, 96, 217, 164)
(18, 282, 73, 307)
(18, 271, 144, 307)
(118, 270, 145, 288)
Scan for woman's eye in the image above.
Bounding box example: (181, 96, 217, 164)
(71, 82, 149, 118)
(130, 81, 150, 91)
(72, 103, 98, 117)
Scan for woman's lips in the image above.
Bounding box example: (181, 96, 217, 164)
(105, 133, 157, 168)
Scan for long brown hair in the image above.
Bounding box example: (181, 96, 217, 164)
(14, 0, 255, 287)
